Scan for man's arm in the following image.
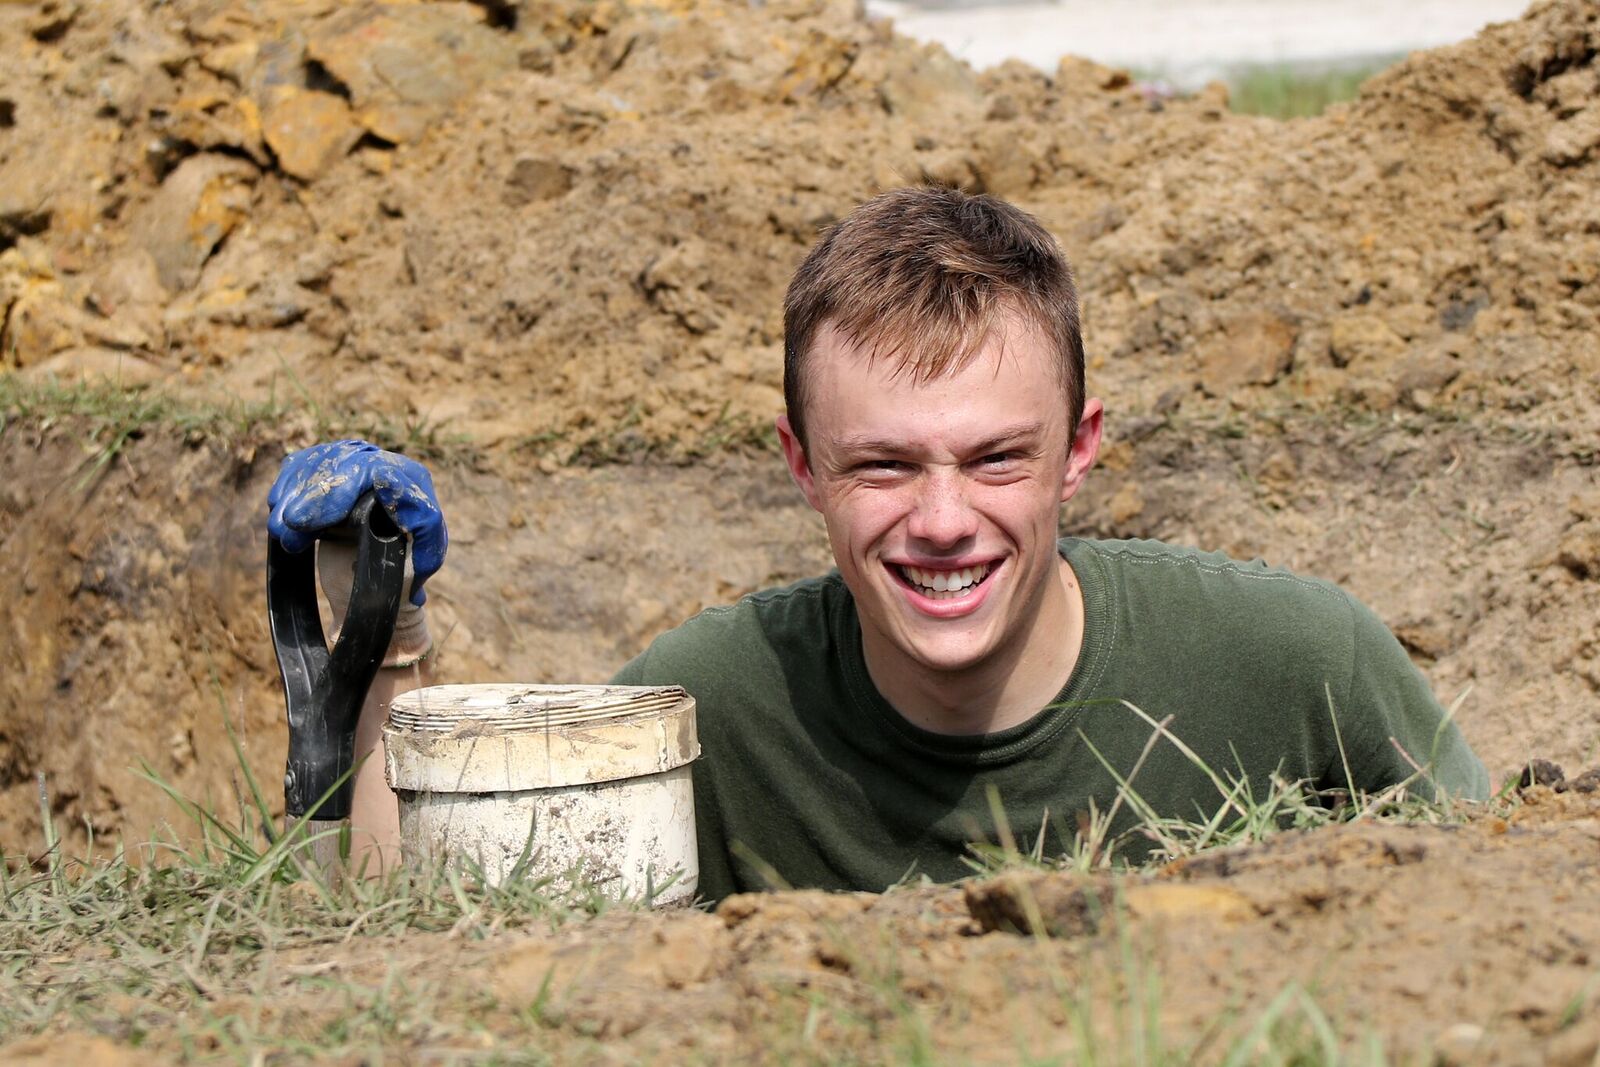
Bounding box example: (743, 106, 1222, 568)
(348, 658, 435, 873)
(314, 534, 440, 874)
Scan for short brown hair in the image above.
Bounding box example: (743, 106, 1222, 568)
(783, 186, 1085, 449)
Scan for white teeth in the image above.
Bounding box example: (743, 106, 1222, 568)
(900, 562, 991, 597)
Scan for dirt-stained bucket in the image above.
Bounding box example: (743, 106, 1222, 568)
(383, 683, 699, 906)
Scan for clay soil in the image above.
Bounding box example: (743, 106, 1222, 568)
(2, 0, 1600, 1061)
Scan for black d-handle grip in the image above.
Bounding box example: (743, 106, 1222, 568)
(268, 492, 408, 819)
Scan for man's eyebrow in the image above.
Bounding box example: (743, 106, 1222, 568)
(831, 422, 1046, 457)
(831, 435, 911, 456)
(965, 422, 1046, 455)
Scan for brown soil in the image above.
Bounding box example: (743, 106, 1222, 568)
(2, 0, 1600, 1060)
(465, 788, 1600, 1065)
(8, 786, 1599, 1063)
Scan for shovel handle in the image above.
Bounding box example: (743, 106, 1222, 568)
(269, 492, 408, 819)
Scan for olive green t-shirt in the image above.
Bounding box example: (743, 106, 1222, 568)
(611, 538, 1491, 903)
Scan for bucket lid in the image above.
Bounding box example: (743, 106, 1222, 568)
(384, 683, 698, 792)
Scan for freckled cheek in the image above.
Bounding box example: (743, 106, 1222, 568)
(967, 481, 1017, 504)
(826, 488, 914, 558)
(968, 482, 1053, 531)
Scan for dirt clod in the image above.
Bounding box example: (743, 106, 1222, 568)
(1520, 758, 1567, 788)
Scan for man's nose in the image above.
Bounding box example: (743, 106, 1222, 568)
(906, 470, 979, 547)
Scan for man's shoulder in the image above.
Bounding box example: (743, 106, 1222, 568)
(1067, 536, 1362, 665)
(656, 570, 843, 653)
(1064, 539, 1488, 801)
(610, 571, 845, 690)
(1071, 536, 1354, 616)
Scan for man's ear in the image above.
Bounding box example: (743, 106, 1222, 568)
(776, 414, 823, 512)
(1060, 397, 1104, 504)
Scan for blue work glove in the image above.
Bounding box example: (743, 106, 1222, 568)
(267, 440, 448, 607)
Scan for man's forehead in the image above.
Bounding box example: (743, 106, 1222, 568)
(809, 315, 1056, 387)
(803, 329, 1067, 461)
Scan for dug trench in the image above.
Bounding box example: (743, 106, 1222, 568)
(2, 404, 1597, 851)
(2, 411, 1599, 1063)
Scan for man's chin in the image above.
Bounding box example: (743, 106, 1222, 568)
(884, 628, 999, 678)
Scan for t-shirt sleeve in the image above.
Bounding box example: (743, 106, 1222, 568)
(1334, 595, 1492, 802)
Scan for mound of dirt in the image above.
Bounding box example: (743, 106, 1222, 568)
(2, 0, 1596, 455)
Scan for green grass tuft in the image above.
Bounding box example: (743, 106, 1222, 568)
(0, 375, 477, 477)
(963, 695, 1491, 880)
(3, 748, 646, 1059)
(1226, 59, 1396, 118)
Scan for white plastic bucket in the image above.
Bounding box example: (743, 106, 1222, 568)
(383, 683, 699, 906)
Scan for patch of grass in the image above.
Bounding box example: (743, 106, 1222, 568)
(0, 375, 479, 479)
(506, 398, 779, 469)
(0, 375, 799, 472)
(694, 400, 781, 457)
(1226, 59, 1396, 118)
(965, 691, 1492, 880)
(0, 375, 288, 487)
(1130, 58, 1394, 119)
(0, 699, 652, 1061)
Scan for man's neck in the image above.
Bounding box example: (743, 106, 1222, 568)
(862, 559, 1086, 736)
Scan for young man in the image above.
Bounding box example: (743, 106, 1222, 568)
(268, 187, 1490, 900)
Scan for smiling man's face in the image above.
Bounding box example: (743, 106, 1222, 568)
(779, 317, 1102, 685)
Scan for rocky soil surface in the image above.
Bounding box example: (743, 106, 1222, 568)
(4, 0, 1597, 450)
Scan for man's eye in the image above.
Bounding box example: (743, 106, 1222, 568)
(980, 453, 1016, 466)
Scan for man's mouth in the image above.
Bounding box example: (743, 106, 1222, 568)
(893, 562, 994, 600)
